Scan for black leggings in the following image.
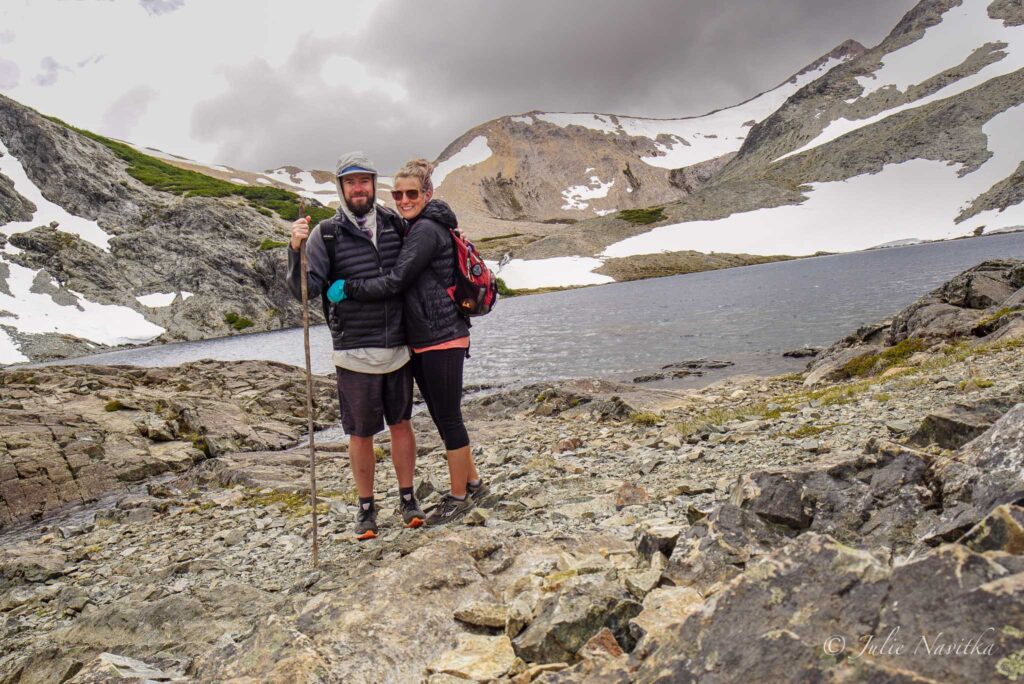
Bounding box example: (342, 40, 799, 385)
(412, 348, 469, 450)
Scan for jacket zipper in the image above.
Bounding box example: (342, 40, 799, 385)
(346, 218, 389, 349)
(375, 242, 387, 348)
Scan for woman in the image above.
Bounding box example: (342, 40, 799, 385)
(330, 159, 487, 527)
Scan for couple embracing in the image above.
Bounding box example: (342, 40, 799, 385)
(287, 151, 486, 540)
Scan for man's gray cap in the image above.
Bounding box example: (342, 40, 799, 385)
(335, 151, 378, 178)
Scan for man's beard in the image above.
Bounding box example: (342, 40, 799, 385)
(345, 194, 373, 217)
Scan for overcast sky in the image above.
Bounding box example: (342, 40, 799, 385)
(1, 0, 917, 173)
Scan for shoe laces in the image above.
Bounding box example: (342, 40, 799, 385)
(438, 494, 463, 517)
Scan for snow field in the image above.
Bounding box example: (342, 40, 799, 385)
(0, 138, 113, 251)
(432, 136, 493, 188)
(605, 104, 1024, 259)
(780, 0, 1024, 161)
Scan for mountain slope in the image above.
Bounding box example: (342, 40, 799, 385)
(489, 0, 1024, 289)
(0, 95, 316, 365)
(431, 41, 864, 230)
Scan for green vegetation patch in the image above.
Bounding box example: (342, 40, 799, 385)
(244, 490, 328, 517)
(224, 311, 254, 331)
(104, 400, 125, 412)
(258, 238, 289, 251)
(43, 115, 334, 224)
(618, 207, 666, 225)
(976, 305, 1024, 329)
(675, 402, 783, 437)
(629, 412, 661, 426)
(838, 338, 928, 379)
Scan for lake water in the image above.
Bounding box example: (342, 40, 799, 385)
(52, 232, 1024, 388)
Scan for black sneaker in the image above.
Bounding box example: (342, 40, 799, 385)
(354, 505, 378, 540)
(424, 493, 474, 527)
(467, 480, 491, 503)
(400, 496, 426, 528)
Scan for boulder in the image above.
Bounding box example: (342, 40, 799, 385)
(0, 543, 68, 592)
(626, 533, 1024, 683)
(427, 634, 517, 682)
(628, 586, 704, 651)
(513, 573, 641, 664)
(729, 447, 936, 552)
(928, 403, 1024, 542)
(664, 504, 788, 595)
(910, 394, 1021, 449)
(455, 600, 509, 629)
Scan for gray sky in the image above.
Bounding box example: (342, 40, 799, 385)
(2, 0, 917, 173)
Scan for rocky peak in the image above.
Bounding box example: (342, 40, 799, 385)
(0, 94, 307, 365)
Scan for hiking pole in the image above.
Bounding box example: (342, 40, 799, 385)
(298, 198, 320, 568)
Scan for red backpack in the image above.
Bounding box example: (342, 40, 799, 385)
(446, 227, 498, 316)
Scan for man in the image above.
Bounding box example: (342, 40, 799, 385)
(287, 151, 424, 540)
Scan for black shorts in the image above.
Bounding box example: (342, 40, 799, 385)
(335, 363, 413, 437)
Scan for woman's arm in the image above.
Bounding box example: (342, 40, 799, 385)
(344, 223, 441, 301)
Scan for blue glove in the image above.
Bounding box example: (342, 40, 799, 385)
(327, 279, 347, 303)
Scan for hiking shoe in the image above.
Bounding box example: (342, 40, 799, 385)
(424, 493, 474, 527)
(354, 505, 378, 540)
(400, 497, 426, 528)
(467, 480, 491, 503)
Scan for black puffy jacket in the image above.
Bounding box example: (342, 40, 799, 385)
(287, 208, 406, 350)
(345, 200, 470, 348)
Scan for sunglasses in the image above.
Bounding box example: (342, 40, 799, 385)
(391, 189, 422, 201)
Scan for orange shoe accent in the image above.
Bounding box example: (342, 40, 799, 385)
(356, 530, 377, 541)
(405, 517, 424, 529)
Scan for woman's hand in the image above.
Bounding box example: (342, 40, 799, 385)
(327, 279, 347, 303)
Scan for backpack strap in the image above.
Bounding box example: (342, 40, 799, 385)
(319, 221, 337, 322)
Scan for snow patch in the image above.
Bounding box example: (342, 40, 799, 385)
(0, 138, 113, 251)
(510, 115, 534, 124)
(432, 136, 492, 188)
(605, 103, 1024, 259)
(535, 112, 620, 135)
(780, 2, 1024, 161)
(0, 258, 164, 364)
(136, 292, 178, 307)
(490, 256, 614, 290)
(561, 176, 614, 210)
(595, 209, 616, 217)
(230, 177, 249, 185)
(855, 0, 1004, 98)
(531, 57, 848, 169)
(0, 329, 28, 364)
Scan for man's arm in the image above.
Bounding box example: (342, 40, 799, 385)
(287, 222, 330, 301)
(344, 225, 440, 301)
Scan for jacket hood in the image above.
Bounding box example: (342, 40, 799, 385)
(333, 150, 378, 204)
(333, 151, 379, 226)
(418, 199, 458, 230)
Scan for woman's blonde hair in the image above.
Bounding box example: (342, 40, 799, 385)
(394, 158, 434, 194)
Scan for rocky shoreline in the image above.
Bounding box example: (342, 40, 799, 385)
(2, 260, 1024, 682)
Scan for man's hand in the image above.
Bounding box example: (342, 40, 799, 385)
(290, 215, 312, 250)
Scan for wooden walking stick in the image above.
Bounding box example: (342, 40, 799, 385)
(298, 198, 320, 567)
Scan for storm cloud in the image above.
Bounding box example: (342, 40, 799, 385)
(34, 56, 67, 87)
(101, 85, 159, 139)
(0, 59, 19, 90)
(139, 0, 185, 16)
(191, 0, 916, 173)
